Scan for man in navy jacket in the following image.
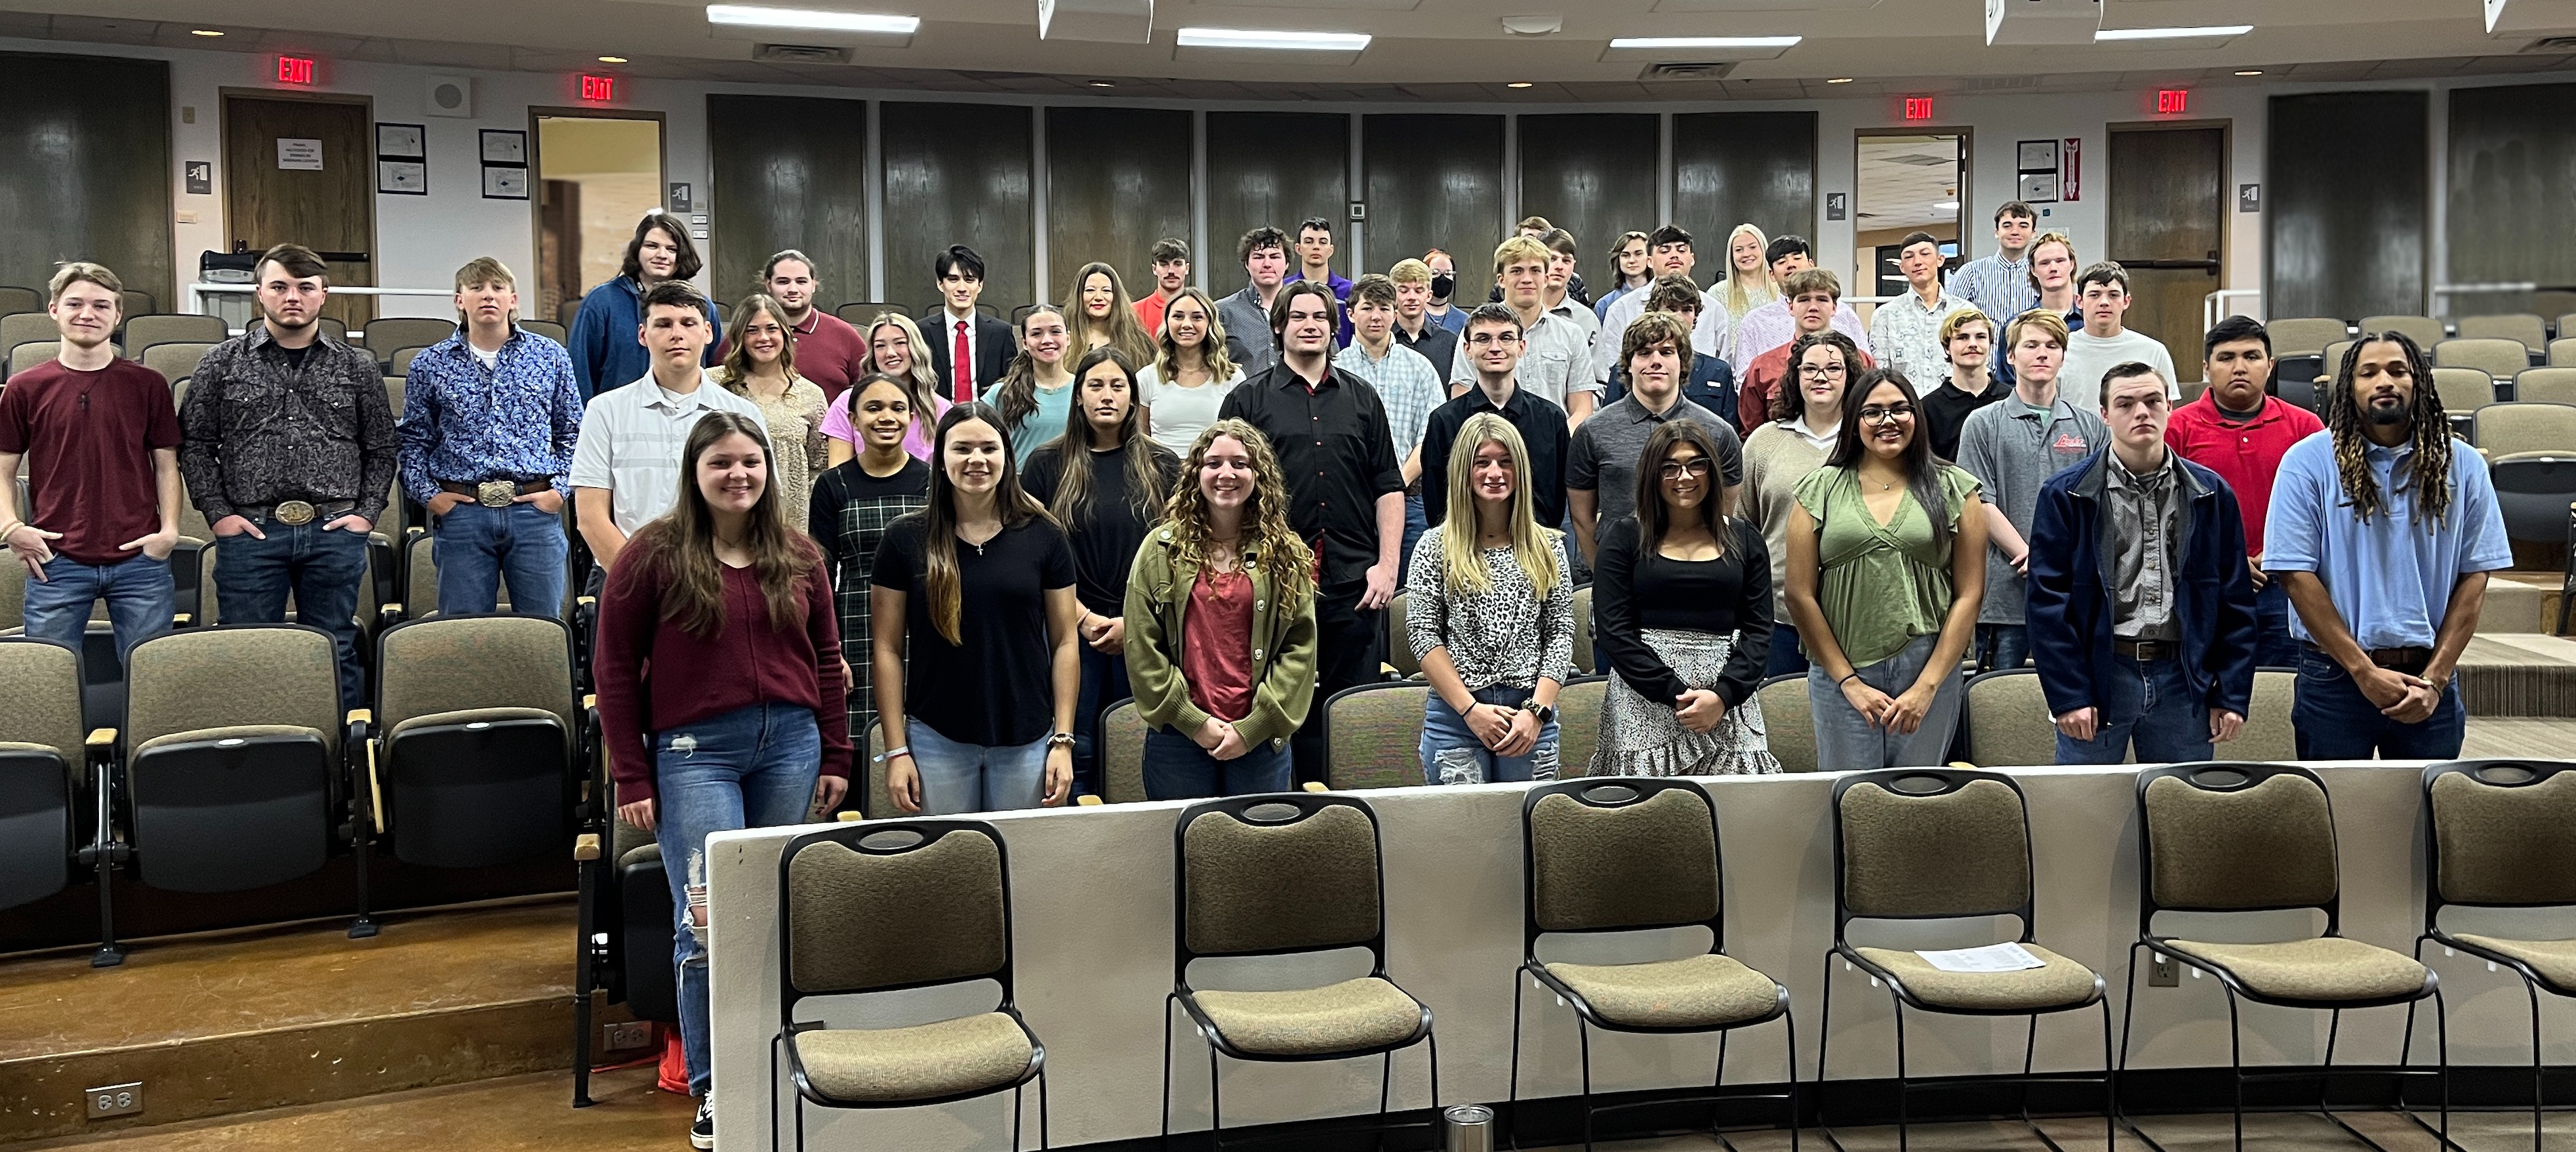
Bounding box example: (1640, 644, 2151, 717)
(2027, 361, 2258, 764)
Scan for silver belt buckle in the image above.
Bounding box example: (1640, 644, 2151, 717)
(476, 480, 518, 508)
(274, 499, 317, 526)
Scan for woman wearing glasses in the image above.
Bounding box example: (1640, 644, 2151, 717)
(1590, 419, 1778, 775)
(1737, 330, 1861, 678)
(1782, 367, 1986, 769)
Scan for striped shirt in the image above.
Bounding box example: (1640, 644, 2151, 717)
(1334, 339, 1445, 459)
(1945, 253, 2038, 327)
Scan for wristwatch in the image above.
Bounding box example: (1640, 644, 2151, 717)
(1517, 699, 1555, 726)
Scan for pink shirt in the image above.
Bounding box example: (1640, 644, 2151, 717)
(820, 388, 949, 462)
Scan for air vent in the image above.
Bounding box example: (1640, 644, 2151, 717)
(757, 43, 850, 63)
(1641, 61, 1735, 80)
(1964, 74, 2041, 91)
(2524, 35, 2576, 53)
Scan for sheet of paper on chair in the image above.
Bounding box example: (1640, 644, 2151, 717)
(1914, 943, 2045, 972)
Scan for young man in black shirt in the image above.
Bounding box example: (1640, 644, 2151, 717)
(1920, 308, 2011, 461)
(1217, 281, 1404, 783)
(1420, 304, 1571, 533)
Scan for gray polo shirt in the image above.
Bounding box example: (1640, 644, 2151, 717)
(1954, 394, 2108, 625)
(1566, 393, 1745, 535)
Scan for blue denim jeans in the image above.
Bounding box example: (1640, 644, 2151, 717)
(1072, 644, 1127, 800)
(1976, 623, 2030, 672)
(22, 552, 174, 662)
(212, 523, 371, 710)
(2253, 581, 2302, 670)
(1765, 618, 1810, 678)
(1141, 725, 1294, 800)
(2291, 649, 2466, 760)
(432, 501, 567, 617)
(1397, 490, 1428, 590)
(650, 701, 822, 1097)
(1420, 683, 1561, 784)
(1808, 634, 1965, 770)
(2053, 655, 2214, 766)
(908, 722, 1049, 815)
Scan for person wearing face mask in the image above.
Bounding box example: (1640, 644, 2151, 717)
(1135, 287, 1244, 455)
(982, 305, 1078, 459)
(811, 375, 933, 756)
(568, 209, 722, 398)
(1020, 349, 1181, 800)
(821, 312, 950, 466)
(1123, 419, 1317, 799)
(1422, 249, 1469, 335)
(1387, 259, 1461, 380)
(872, 403, 1081, 815)
(593, 411, 849, 1151)
(715, 293, 828, 517)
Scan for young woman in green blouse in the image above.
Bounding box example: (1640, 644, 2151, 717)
(1783, 367, 1988, 768)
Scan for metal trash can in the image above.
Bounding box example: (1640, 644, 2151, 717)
(1443, 1104, 1495, 1152)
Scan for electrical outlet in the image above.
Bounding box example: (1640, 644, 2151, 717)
(2149, 956, 2180, 987)
(85, 1081, 143, 1119)
(603, 1021, 653, 1051)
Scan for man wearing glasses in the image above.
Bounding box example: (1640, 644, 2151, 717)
(1419, 304, 1572, 539)
(1954, 309, 2108, 671)
(1219, 281, 1404, 784)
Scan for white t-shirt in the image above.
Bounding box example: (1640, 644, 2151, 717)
(1137, 363, 1247, 455)
(466, 343, 501, 371)
(2057, 327, 2180, 413)
(568, 371, 767, 536)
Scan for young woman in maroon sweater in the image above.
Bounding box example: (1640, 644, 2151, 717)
(592, 409, 849, 1146)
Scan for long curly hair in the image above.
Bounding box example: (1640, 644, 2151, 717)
(1159, 418, 1311, 602)
(2322, 330, 2454, 530)
(1769, 329, 1863, 422)
(1153, 287, 1236, 384)
(620, 411, 818, 639)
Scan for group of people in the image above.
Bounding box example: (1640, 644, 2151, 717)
(0, 201, 2514, 1151)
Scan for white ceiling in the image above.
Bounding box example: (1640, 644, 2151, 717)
(1, 0, 2573, 100)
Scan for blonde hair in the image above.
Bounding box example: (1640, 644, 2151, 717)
(2003, 307, 2071, 352)
(862, 310, 946, 445)
(47, 261, 123, 304)
(2026, 231, 2077, 293)
(1437, 413, 1561, 601)
(1153, 287, 1236, 383)
(1714, 223, 1778, 319)
(1938, 308, 1990, 344)
(451, 256, 519, 325)
(1388, 258, 1432, 286)
(1491, 236, 1552, 287)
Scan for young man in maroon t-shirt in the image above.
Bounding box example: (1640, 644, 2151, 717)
(0, 262, 182, 661)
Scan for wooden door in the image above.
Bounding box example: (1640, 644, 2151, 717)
(223, 95, 376, 329)
(2108, 125, 2226, 377)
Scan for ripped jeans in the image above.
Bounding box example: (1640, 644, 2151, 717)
(1420, 684, 1561, 785)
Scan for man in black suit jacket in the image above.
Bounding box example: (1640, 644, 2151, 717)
(921, 245, 1019, 404)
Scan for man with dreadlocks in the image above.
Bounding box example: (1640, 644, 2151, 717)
(2266, 331, 2511, 759)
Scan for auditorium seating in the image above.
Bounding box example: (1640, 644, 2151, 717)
(2123, 762, 2450, 1149)
(1325, 681, 1428, 789)
(2436, 337, 2534, 380)
(2552, 337, 2576, 367)
(770, 819, 1049, 1151)
(1823, 768, 2112, 1152)
(2456, 313, 2548, 350)
(141, 339, 217, 385)
(392, 346, 428, 376)
(1571, 585, 1595, 674)
(2266, 317, 2350, 360)
(2471, 401, 2576, 455)
(119, 289, 155, 318)
(367, 615, 584, 876)
(2361, 314, 2448, 348)
(1099, 698, 1147, 804)
(0, 285, 39, 315)
(2513, 366, 2576, 405)
(9, 340, 120, 377)
(363, 317, 456, 361)
(522, 318, 568, 344)
(0, 636, 90, 916)
(1511, 777, 1796, 1149)
(1, 310, 63, 371)
(1960, 668, 2057, 768)
(2234, 670, 2300, 762)
(832, 302, 904, 325)
(1552, 675, 1607, 775)
(2429, 367, 2495, 431)
(1383, 590, 1420, 678)
(1756, 674, 1817, 772)
(121, 312, 226, 356)
(1164, 792, 1437, 1148)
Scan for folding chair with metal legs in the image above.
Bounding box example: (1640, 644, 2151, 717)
(1506, 966, 1799, 1152)
(1816, 951, 2116, 1152)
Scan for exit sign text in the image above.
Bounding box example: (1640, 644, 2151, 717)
(580, 74, 616, 102)
(276, 56, 315, 85)
(1902, 96, 1934, 121)
(2157, 88, 2190, 114)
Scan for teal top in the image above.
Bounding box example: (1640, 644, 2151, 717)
(1792, 464, 1981, 667)
(982, 377, 1076, 461)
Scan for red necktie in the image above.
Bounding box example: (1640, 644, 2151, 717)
(952, 319, 973, 404)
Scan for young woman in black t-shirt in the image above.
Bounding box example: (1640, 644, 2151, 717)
(870, 402, 1080, 814)
(809, 374, 932, 765)
(1019, 348, 1180, 798)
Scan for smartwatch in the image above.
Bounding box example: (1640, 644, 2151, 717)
(1517, 699, 1556, 726)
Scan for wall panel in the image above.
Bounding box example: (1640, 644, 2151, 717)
(2447, 82, 2576, 319)
(1516, 113, 1657, 285)
(0, 52, 173, 310)
(1205, 112, 1347, 289)
(2268, 91, 2427, 323)
(706, 95, 867, 312)
(1045, 106, 1193, 303)
(1672, 111, 1815, 279)
(1365, 113, 1504, 284)
(881, 101, 1034, 316)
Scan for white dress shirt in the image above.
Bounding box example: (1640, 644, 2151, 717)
(938, 308, 981, 397)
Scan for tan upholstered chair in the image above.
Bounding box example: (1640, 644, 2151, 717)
(2514, 367, 2576, 407)
(122, 313, 227, 355)
(571, 752, 681, 1105)
(142, 340, 219, 386)
(834, 302, 902, 326)
(2124, 762, 2448, 1151)
(2320, 340, 2358, 383)
(773, 820, 1047, 1151)
(1756, 673, 1817, 772)
(390, 346, 430, 377)
(2428, 368, 2495, 427)
(1571, 584, 1594, 675)
(0, 285, 39, 315)
(1099, 698, 1146, 803)
(2418, 758, 2576, 1152)
(2360, 314, 2448, 349)
(2436, 337, 2533, 381)
(1960, 670, 2060, 768)
(10, 340, 120, 377)
(2474, 402, 2576, 456)
(0, 310, 56, 368)
(1551, 675, 1607, 779)
(2553, 337, 2576, 367)
(367, 615, 580, 889)
(521, 319, 568, 344)
(0, 638, 92, 920)
(1324, 682, 1428, 789)
(2228, 670, 2299, 762)
(1513, 778, 1796, 1151)
(2264, 317, 2350, 358)
(860, 720, 893, 820)
(1384, 591, 1420, 678)
(119, 289, 155, 318)
(2457, 312, 2548, 349)
(1826, 770, 2109, 1151)
(362, 317, 456, 357)
(1167, 794, 1435, 1147)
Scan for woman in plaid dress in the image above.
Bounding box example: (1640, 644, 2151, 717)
(808, 374, 931, 754)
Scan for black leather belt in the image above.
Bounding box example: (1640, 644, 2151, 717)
(2113, 638, 2179, 661)
(2303, 641, 2434, 676)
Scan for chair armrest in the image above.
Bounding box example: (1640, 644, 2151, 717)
(835, 810, 864, 823)
(1076, 795, 1103, 806)
(574, 832, 601, 861)
(172, 612, 194, 628)
(379, 603, 405, 628)
(86, 728, 118, 751)
(1302, 781, 1328, 794)
(1949, 760, 1979, 770)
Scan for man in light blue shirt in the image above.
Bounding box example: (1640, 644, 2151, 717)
(1945, 201, 2040, 327)
(2266, 331, 2512, 760)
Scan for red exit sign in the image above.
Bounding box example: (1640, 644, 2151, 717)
(2157, 88, 2190, 114)
(1902, 96, 1934, 121)
(580, 74, 616, 102)
(276, 55, 316, 85)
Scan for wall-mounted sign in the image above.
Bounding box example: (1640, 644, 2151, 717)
(668, 183, 693, 212)
(2060, 137, 2082, 202)
(184, 161, 212, 196)
(276, 138, 323, 171)
(1826, 192, 1848, 222)
(276, 55, 316, 86)
(2238, 183, 2261, 213)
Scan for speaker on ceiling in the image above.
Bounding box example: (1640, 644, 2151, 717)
(424, 75, 475, 119)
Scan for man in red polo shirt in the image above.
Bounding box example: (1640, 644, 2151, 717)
(0, 262, 182, 663)
(2165, 315, 2325, 668)
(750, 249, 870, 401)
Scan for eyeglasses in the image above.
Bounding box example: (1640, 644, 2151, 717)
(1658, 459, 1714, 479)
(1858, 403, 1916, 424)
(1464, 332, 1522, 346)
(1798, 363, 1847, 378)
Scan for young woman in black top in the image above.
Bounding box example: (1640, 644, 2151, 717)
(1019, 348, 1181, 798)
(809, 374, 932, 767)
(1590, 419, 1781, 775)
(870, 402, 1081, 814)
